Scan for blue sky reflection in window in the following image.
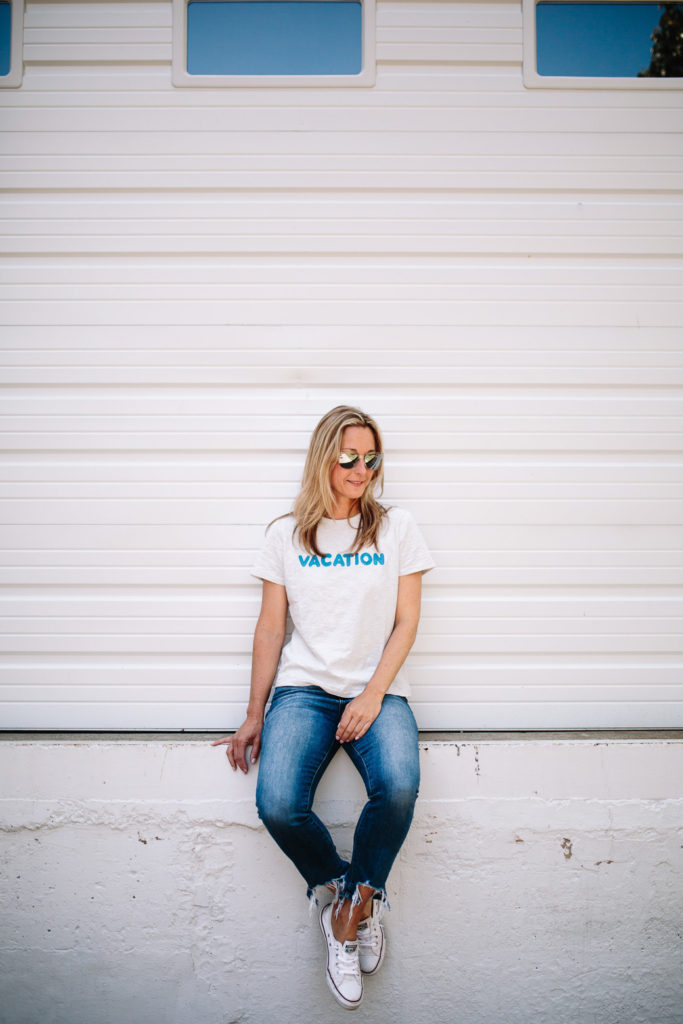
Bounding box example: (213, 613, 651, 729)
(187, 1, 362, 75)
(0, 2, 11, 77)
(537, 2, 683, 77)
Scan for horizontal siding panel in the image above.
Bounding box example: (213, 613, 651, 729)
(2, 299, 679, 317)
(2, 368, 682, 386)
(2, 498, 681, 526)
(24, 42, 170, 63)
(3, 593, 683, 620)
(3, 522, 679, 548)
(1, 631, 680, 655)
(413, 702, 683, 729)
(1, 201, 681, 257)
(1, 432, 682, 454)
(379, 2, 524, 30)
(4, 196, 682, 221)
(2, 454, 682, 486)
(3, 700, 679, 730)
(24, 0, 170, 27)
(7, 215, 674, 238)
(2, 408, 681, 431)
(2, 437, 681, 465)
(2, 682, 682, 703)
(2, 288, 682, 306)
(2, 149, 681, 192)
(2, 237, 682, 257)
(3, 356, 681, 377)
(2, 322, 682, 347)
(24, 28, 170, 44)
(3, 494, 682, 516)
(3, 169, 682, 191)
(3, 238, 681, 257)
(11, 66, 683, 109)
(4, 131, 682, 155)
(4, 658, 682, 689)
(11, 694, 674, 711)
(2, 298, 682, 327)
(2, 568, 682, 586)
(4, 483, 682, 504)
(380, 26, 520, 43)
(2, 345, 682, 366)
(1, 250, 682, 272)
(3, 585, 680, 606)
(10, 108, 669, 132)
(25, 107, 679, 132)
(7, 687, 679, 707)
(380, 40, 520, 64)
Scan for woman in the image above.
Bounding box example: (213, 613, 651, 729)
(213, 406, 434, 1010)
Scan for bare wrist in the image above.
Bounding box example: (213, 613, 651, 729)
(364, 681, 388, 700)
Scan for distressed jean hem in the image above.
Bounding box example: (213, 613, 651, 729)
(307, 873, 390, 921)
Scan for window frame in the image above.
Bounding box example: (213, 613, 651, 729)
(0, 0, 23, 88)
(172, 0, 375, 87)
(523, 0, 683, 89)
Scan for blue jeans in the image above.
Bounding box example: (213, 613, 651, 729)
(255, 685, 420, 905)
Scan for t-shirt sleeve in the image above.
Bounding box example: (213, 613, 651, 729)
(397, 509, 436, 576)
(251, 518, 288, 586)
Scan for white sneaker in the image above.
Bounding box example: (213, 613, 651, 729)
(356, 899, 385, 975)
(320, 903, 363, 1010)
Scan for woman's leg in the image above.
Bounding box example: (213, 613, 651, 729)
(255, 686, 349, 897)
(332, 694, 420, 940)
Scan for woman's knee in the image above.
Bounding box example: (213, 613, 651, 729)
(371, 773, 419, 817)
(256, 781, 308, 833)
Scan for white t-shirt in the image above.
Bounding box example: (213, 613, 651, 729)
(251, 506, 435, 699)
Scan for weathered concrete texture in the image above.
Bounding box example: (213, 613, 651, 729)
(1, 737, 682, 1024)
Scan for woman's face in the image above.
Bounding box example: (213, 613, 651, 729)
(330, 425, 379, 518)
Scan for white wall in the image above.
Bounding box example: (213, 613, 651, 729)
(1, 0, 682, 730)
(1, 735, 682, 1024)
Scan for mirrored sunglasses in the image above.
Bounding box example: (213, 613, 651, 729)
(338, 450, 383, 471)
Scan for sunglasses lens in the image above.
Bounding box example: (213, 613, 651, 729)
(339, 452, 382, 470)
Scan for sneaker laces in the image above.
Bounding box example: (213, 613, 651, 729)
(335, 942, 361, 980)
(357, 917, 381, 954)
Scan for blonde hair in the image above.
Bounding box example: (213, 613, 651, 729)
(289, 405, 388, 557)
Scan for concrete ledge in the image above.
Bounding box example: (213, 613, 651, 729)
(1, 736, 681, 1024)
(3, 728, 682, 741)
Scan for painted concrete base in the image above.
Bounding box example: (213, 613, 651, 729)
(1, 735, 681, 1024)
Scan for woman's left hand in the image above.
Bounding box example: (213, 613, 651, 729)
(336, 689, 383, 743)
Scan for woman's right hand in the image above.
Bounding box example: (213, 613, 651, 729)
(212, 580, 286, 774)
(211, 714, 263, 774)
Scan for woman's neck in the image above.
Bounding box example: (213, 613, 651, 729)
(331, 501, 359, 520)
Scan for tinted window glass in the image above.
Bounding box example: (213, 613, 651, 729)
(187, 1, 362, 76)
(0, 2, 11, 77)
(537, 2, 683, 77)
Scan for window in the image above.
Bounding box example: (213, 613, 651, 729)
(173, 0, 375, 87)
(523, 0, 683, 87)
(0, 0, 23, 88)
